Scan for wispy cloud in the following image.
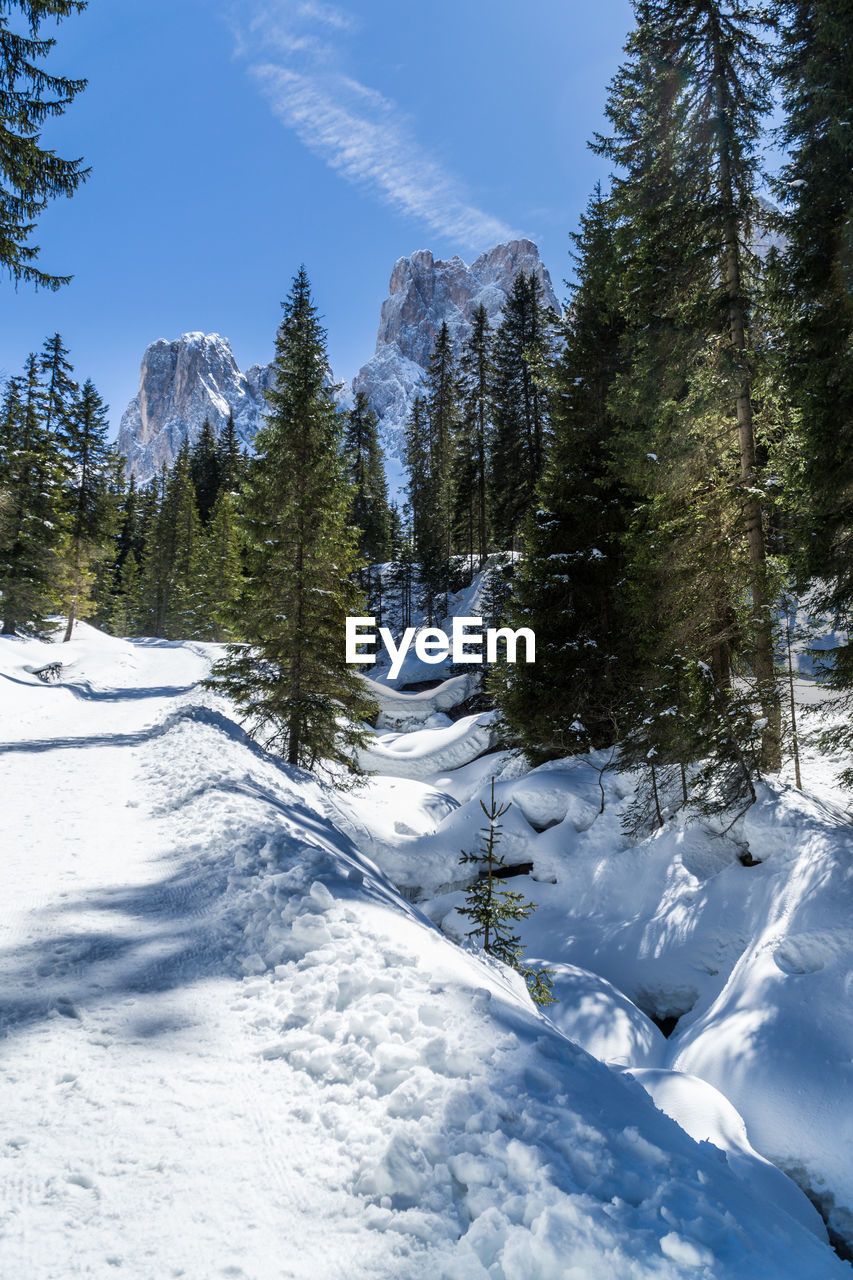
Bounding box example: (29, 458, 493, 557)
(236, 3, 516, 251)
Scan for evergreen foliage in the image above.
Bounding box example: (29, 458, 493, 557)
(593, 0, 783, 800)
(497, 189, 635, 761)
(56, 378, 120, 641)
(488, 272, 555, 547)
(343, 390, 391, 618)
(458, 779, 555, 1007)
(0, 354, 64, 633)
(456, 303, 491, 570)
(0, 0, 90, 289)
(196, 489, 243, 642)
(209, 266, 377, 771)
(190, 419, 221, 525)
(773, 0, 853, 769)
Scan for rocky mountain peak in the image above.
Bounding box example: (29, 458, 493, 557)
(117, 332, 272, 482)
(117, 239, 559, 483)
(357, 237, 559, 458)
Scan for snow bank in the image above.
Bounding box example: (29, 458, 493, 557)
(147, 709, 846, 1279)
(357, 711, 500, 780)
(626, 1068, 827, 1240)
(2, 625, 846, 1277)
(366, 670, 481, 730)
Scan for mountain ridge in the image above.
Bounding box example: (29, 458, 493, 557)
(116, 239, 560, 483)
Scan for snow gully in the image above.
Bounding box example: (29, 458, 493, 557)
(346, 616, 535, 680)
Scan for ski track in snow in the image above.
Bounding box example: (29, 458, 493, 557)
(0, 624, 850, 1278)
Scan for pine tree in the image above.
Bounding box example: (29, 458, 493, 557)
(425, 321, 460, 575)
(773, 0, 853, 759)
(405, 394, 443, 624)
(209, 266, 377, 771)
(488, 272, 555, 548)
(458, 779, 555, 1007)
(1, 0, 90, 289)
(110, 549, 141, 636)
(197, 489, 243, 642)
(159, 440, 202, 640)
(57, 378, 119, 641)
(190, 418, 221, 525)
(217, 411, 245, 493)
(343, 390, 391, 609)
(496, 188, 636, 761)
(136, 469, 164, 635)
(594, 0, 783, 792)
(456, 303, 492, 570)
(0, 355, 64, 633)
(39, 332, 77, 432)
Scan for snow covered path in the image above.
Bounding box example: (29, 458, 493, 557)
(1, 628, 849, 1278)
(0, 634, 395, 1276)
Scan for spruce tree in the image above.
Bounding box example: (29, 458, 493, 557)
(458, 779, 555, 1007)
(210, 267, 377, 771)
(457, 303, 492, 570)
(197, 490, 243, 642)
(488, 272, 555, 548)
(425, 321, 460, 573)
(217, 411, 245, 493)
(190, 418, 221, 525)
(405, 394, 443, 624)
(39, 332, 77, 432)
(595, 0, 783, 791)
(57, 378, 119, 641)
(0, 355, 64, 633)
(110, 549, 141, 636)
(343, 390, 391, 609)
(159, 440, 202, 640)
(497, 188, 635, 760)
(1, 0, 90, 289)
(774, 0, 853, 754)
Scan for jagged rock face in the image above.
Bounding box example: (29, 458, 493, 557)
(117, 333, 272, 482)
(354, 238, 560, 459)
(117, 240, 559, 481)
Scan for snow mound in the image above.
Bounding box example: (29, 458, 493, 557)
(357, 711, 500, 780)
(367, 671, 481, 731)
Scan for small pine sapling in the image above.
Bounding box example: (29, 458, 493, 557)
(458, 778, 555, 1007)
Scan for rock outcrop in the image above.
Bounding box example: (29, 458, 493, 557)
(116, 333, 273, 482)
(117, 240, 559, 481)
(354, 239, 559, 458)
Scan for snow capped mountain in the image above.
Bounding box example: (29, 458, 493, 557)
(116, 332, 273, 482)
(117, 240, 559, 482)
(354, 238, 560, 459)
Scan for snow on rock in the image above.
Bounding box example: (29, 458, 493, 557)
(117, 332, 274, 482)
(366, 671, 481, 731)
(357, 711, 500, 781)
(353, 240, 559, 461)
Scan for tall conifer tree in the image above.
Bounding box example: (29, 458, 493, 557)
(1, 0, 90, 289)
(0, 355, 64, 633)
(210, 267, 376, 770)
(457, 304, 492, 569)
(774, 0, 853, 761)
(497, 189, 635, 760)
(489, 272, 555, 547)
(57, 378, 119, 641)
(596, 0, 783, 792)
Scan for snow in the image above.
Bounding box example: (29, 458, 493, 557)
(1, 621, 851, 1277)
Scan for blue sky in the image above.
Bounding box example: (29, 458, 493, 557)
(0, 0, 634, 436)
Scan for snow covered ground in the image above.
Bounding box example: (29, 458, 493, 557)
(1, 623, 851, 1277)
